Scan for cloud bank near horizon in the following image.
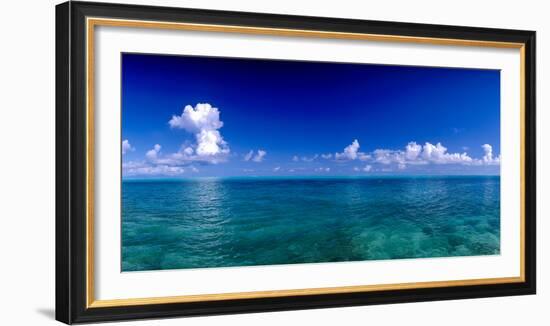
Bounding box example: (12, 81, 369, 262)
(331, 140, 500, 169)
(122, 104, 500, 177)
(124, 139, 500, 177)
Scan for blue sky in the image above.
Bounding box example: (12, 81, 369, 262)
(121, 53, 501, 178)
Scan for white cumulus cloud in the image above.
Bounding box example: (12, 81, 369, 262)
(122, 139, 134, 155)
(372, 142, 476, 168)
(374, 149, 405, 165)
(195, 129, 228, 156)
(122, 103, 237, 177)
(369, 141, 497, 168)
(145, 144, 161, 161)
(169, 103, 229, 159)
(482, 144, 500, 165)
(169, 103, 223, 132)
(405, 142, 422, 161)
(327, 139, 499, 170)
(335, 139, 360, 160)
(420, 142, 474, 164)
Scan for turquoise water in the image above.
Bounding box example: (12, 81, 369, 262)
(121, 176, 500, 271)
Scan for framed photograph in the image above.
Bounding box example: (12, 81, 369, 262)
(56, 1, 536, 324)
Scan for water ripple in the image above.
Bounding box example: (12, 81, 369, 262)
(122, 176, 500, 271)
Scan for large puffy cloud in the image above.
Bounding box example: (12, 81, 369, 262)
(122, 139, 134, 155)
(169, 103, 223, 133)
(169, 103, 229, 159)
(124, 103, 235, 177)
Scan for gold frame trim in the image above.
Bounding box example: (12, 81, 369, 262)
(85, 17, 526, 309)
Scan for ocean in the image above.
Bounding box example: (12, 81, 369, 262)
(121, 176, 500, 272)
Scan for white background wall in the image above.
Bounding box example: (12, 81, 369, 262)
(0, 0, 546, 324)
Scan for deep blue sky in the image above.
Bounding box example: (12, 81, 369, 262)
(121, 53, 500, 177)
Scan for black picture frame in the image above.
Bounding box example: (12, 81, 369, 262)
(56, 1, 536, 324)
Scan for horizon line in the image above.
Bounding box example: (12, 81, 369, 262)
(122, 174, 501, 181)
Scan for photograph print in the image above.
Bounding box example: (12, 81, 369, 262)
(121, 53, 501, 272)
